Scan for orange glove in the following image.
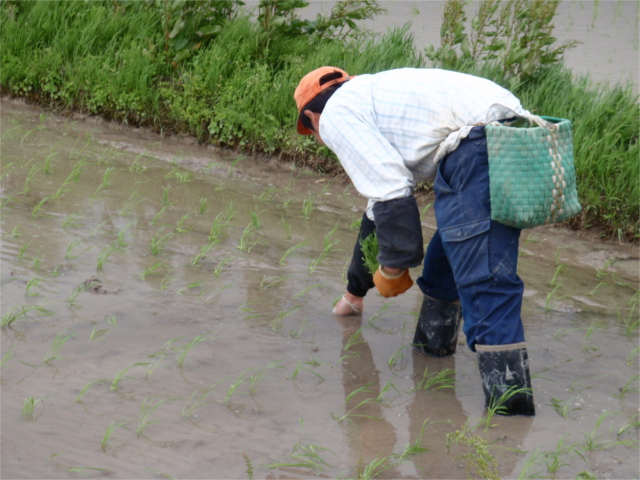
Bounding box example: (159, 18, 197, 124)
(373, 266, 414, 298)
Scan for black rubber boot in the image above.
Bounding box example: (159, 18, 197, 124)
(412, 295, 462, 357)
(476, 342, 535, 416)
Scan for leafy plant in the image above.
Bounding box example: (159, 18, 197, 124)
(426, 0, 577, 81)
(22, 397, 42, 420)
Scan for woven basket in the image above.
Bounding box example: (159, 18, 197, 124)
(485, 116, 582, 229)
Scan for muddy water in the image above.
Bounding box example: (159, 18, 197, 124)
(1, 99, 638, 480)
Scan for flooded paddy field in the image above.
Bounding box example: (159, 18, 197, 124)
(1, 99, 638, 480)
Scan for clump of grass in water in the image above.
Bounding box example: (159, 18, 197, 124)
(413, 367, 455, 391)
(237, 224, 262, 252)
(360, 231, 379, 276)
(308, 226, 338, 274)
(446, 420, 500, 480)
(175, 332, 213, 368)
(22, 397, 42, 420)
(301, 192, 314, 219)
(136, 397, 164, 436)
(43, 331, 76, 364)
(2, 305, 53, 327)
(101, 421, 126, 450)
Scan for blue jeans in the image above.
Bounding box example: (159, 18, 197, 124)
(416, 127, 526, 351)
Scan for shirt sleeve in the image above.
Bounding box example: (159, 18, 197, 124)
(320, 102, 415, 203)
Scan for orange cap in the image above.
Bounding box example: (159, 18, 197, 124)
(294, 66, 351, 135)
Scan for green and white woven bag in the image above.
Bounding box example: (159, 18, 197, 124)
(485, 115, 582, 229)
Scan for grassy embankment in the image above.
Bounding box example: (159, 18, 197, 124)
(1, 0, 637, 241)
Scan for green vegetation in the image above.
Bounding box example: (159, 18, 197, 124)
(1, 0, 636, 239)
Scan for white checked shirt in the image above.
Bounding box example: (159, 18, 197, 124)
(319, 68, 529, 219)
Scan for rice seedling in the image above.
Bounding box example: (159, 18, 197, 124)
(150, 228, 174, 255)
(174, 170, 191, 183)
(17, 241, 31, 261)
(270, 305, 303, 331)
(544, 284, 564, 313)
(249, 209, 265, 229)
(237, 224, 262, 252)
(582, 322, 604, 352)
(67, 284, 87, 308)
(280, 213, 292, 238)
(367, 303, 393, 329)
(43, 331, 76, 364)
(179, 280, 204, 295)
(160, 185, 172, 206)
(387, 345, 407, 371)
(120, 190, 145, 216)
(301, 192, 314, 219)
(289, 318, 313, 339)
(199, 197, 207, 214)
(413, 367, 455, 391)
(213, 256, 234, 277)
(202, 283, 233, 304)
(575, 471, 597, 480)
(293, 283, 324, 299)
(22, 397, 42, 421)
(65, 239, 92, 259)
(105, 315, 117, 327)
(420, 202, 433, 221)
(582, 410, 619, 450)
(61, 212, 84, 228)
(129, 153, 149, 173)
(174, 211, 194, 233)
(94, 166, 115, 194)
(96, 245, 116, 271)
(616, 415, 640, 437)
(176, 332, 213, 368)
(550, 264, 566, 287)
(140, 261, 169, 280)
(182, 380, 225, 419)
(43, 151, 57, 174)
(68, 158, 87, 183)
(31, 196, 51, 218)
(22, 163, 42, 193)
(360, 231, 379, 275)
(612, 374, 640, 399)
(1, 346, 15, 369)
(376, 377, 401, 404)
(10, 222, 23, 238)
(543, 437, 577, 474)
(111, 362, 150, 391)
(225, 199, 236, 221)
(146, 337, 184, 378)
(446, 420, 499, 480)
(25, 277, 43, 297)
(308, 225, 338, 273)
(222, 369, 249, 405)
(116, 221, 135, 248)
(30, 255, 43, 270)
(548, 396, 580, 419)
(243, 453, 254, 480)
(267, 441, 338, 473)
(191, 241, 218, 266)
(260, 275, 289, 289)
(2, 305, 53, 327)
(290, 359, 325, 382)
(100, 421, 126, 450)
(89, 324, 112, 342)
(332, 383, 380, 425)
(279, 241, 307, 265)
(343, 327, 367, 354)
(20, 127, 37, 143)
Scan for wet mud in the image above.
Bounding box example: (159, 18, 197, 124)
(1, 99, 638, 479)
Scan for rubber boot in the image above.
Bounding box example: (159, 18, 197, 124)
(413, 295, 462, 357)
(476, 342, 535, 416)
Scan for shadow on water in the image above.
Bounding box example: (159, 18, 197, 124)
(1, 99, 638, 479)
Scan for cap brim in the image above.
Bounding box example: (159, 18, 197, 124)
(297, 117, 313, 135)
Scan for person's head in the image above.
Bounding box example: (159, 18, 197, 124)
(294, 67, 352, 137)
